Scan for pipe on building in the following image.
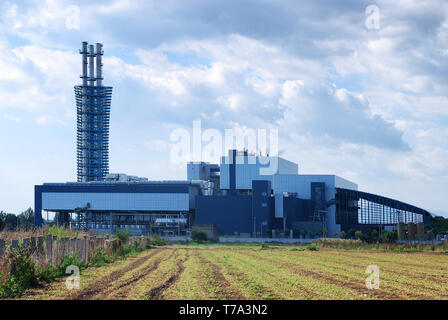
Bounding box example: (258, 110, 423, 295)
(96, 43, 103, 87)
(88, 44, 95, 86)
(80, 42, 89, 182)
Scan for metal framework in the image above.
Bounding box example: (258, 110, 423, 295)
(68, 211, 192, 236)
(75, 42, 112, 182)
(335, 188, 429, 225)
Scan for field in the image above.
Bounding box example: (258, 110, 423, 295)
(21, 244, 448, 300)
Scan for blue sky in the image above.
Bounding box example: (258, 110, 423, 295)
(0, 0, 447, 217)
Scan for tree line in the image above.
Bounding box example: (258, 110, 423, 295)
(0, 208, 35, 231)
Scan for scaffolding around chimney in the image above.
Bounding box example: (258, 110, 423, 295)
(75, 41, 113, 182)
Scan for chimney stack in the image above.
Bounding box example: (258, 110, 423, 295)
(88, 44, 95, 86)
(96, 43, 103, 87)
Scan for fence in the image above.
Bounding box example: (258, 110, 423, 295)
(0, 235, 147, 265)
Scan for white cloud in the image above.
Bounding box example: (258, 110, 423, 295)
(3, 114, 21, 123)
(0, 0, 447, 215)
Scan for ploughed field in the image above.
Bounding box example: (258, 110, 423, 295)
(23, 245, 448, 300)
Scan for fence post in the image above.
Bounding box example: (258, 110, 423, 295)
(76, 238, 81, 258)
(37, 236, 44, 256)
(0, 238, 5, 258)
(45, 235, 53, 264)
(90, 236, 96, 262)
(22, 238, 30, 250)
(52, 236, 58, 265)
(104, 239, 111, 257)
(30, 237, 37, 251)
(63, 238, 70, 258)
(82, 236, 87, 263)
(70, 238, 76, 256)
(11, 239, 19, 249)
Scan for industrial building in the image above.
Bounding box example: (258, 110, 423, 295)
(34, 42, 434, 237)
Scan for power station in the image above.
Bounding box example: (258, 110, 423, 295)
(34, 42, 434, 237)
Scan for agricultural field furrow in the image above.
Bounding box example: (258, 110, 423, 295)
(163, 249, 210, 299)
(18, 246, 448, 300)
(195, 249, 246, 299)
(205, 250, 283, 299)
(210, 249, 362, 299)
(228, 249, 378, 300)
(269, 250, 448, 298)
(100, 249, 174, 300)
(21, 249, 156, 300)
(312, 253, 448, 296)
(243, 250, 424, 299)
(320, 249, 448, 273)
(125, 248, 188, 299)
(66, 249, 164, 300)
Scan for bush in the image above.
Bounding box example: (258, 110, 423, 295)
(191, 230, 207, 242)
(340, 231, 346, 239)
(381, 230, 397, 243)
(306, 244, 318, 251)
(355, 230, 363, 240)
(59, 252, 86, 275)
(114, 228, 131, 244)
(151, 234, 166, 246)
(89, 248, 111, 267)
(260, 242, 270, 249)
(0, 246, 38, 298)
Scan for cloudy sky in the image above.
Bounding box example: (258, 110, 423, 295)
(0, 0, 447, 217)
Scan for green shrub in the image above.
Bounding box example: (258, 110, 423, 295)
(151, 234, 166, 246)
(306, 244, 318, 251)
(114, 228, 131, 244)
(59, 252, 86, 275)
(0, 246, 38, 298)
(381, 230, 397, 243)
(89, 248, 111, 267)
(260, 242, 270, 249)
(37, 265, 59, 283)
(191, 230, 207, 242)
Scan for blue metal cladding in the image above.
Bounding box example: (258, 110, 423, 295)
(251, 180, 272, 237)
(75, 85, 112, 182)
(283, 197, 310, 228)
(195, 195, 252, 235)
(229, 150, 237, 195)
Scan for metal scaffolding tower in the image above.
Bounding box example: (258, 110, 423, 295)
(75, 42, 112, 182)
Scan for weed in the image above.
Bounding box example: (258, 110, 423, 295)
(260, 242, 270, 249)
(151, 234, 166, 246)
(306, 244, 318, 251)
(0, 246, 38, 298)
(89, 248, 111, 267)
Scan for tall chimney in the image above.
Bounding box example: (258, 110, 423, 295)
(88, 44, 95, 86)
(80, 42, 88, 86)
(96, 43, 103, 87)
